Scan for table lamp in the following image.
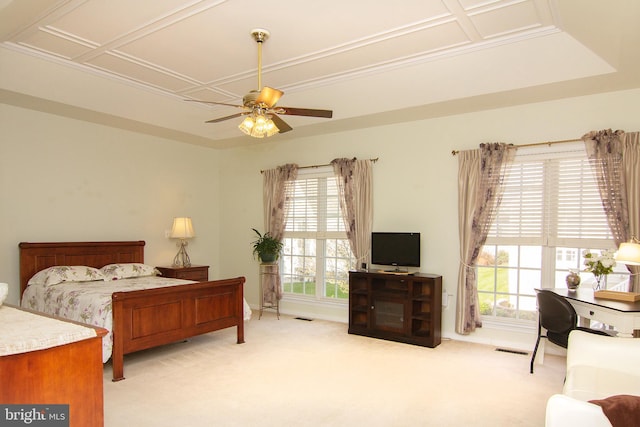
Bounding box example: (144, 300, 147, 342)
(616, 237, 640, 266)
(170, 217, 195, 267)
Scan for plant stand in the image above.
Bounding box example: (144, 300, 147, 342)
(259, 263, 280, 319)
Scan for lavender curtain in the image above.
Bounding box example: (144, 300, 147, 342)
(331, 158, 373, 266)
(262, 163, 298, 302)
(583, 130, 640, 292)
(456, 143, 514, 334)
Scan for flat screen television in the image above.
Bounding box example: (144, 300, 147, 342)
(371, 232, 420, 268)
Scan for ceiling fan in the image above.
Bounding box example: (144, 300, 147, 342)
(188, 29, 333, 138)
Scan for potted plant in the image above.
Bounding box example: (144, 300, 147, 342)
(251, 228, 284, 263)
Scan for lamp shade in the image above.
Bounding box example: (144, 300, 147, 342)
(238, 111, 279, 138)
(170, 217, 195, 239)
(616, 240, 640, 266)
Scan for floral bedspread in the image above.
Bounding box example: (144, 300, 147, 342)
(21, 276, 251, 363)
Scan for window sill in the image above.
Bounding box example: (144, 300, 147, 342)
(282, 293, 348, 307)
(480, 317, 536, 334)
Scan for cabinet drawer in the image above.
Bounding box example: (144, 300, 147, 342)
(156, 266, 209, 282)
(175, 270, 208, 281)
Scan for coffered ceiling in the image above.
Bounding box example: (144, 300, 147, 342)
(1, 0, 638, 148)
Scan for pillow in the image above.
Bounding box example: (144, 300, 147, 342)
(28, 266, 106, 286)
(589, 395, 640, 427)
(100, 263, 159, 280)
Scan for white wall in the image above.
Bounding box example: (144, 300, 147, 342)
(0, 104, 222, 305)
(218, 88, 640, 351)
(2, 88, 638, 352)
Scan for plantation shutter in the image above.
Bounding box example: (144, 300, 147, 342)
(489, 161, 544, 244)
(287, 178, 319, 232)
(285, 168, 346, 235)
(486, 143, 612, 246)
(548, 157, 613, 246)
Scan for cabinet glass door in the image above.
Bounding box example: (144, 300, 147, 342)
(373, 299, 404, 332)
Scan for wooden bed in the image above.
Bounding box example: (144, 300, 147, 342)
(19, 241, 246, 381)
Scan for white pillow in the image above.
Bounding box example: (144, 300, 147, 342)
(100, 263, 159, 280)
(28, 266, 106, 286)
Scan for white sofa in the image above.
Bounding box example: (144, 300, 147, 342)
(545, 330, 640, 427)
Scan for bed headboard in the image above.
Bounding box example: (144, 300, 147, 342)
(19, 241, 145, 298)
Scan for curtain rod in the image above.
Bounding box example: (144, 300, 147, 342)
(451, 138, 581, 156)
(261, 157, 379, 173)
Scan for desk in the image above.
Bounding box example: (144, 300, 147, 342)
(552, 288, 640, 338)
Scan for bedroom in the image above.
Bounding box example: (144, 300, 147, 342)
(3, 88, 638, 345)
(1, 0, 640, 425)
(1, 0, 640, 352)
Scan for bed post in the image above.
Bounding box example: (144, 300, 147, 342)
(111, 295, 125, 382)
(237, 279, 245, 344)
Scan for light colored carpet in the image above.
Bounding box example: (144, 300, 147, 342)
(103, 313, 564, 426)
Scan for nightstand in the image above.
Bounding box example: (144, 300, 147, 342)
(156, 265, 209, 282)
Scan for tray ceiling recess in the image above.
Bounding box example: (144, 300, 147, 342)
(0, 0, 633, 148)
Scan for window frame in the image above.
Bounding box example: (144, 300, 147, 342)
(479, 142, 626, 326)
(280, 166, 356, 304)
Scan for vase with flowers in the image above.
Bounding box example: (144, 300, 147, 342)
(582, 249, 616, 290)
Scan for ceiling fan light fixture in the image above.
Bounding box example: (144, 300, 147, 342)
(264, 117, 279, 137)
(238, 112, 279, 138)
(238, 116, 255, 135)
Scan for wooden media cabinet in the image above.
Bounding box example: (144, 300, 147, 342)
(348, 271, 442, 347)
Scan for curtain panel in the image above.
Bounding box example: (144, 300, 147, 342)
(262, 163, 299, 302)
(456, 143, 514, 334)
(262, 163, 299, 240)
(331, 158, 374, 266)
(583, 130, 640, 292)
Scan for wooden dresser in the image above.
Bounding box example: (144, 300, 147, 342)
(0, 305, 107, 427)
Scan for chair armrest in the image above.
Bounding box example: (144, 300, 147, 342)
(564, 365, 640, 400)
(546, 394, 612, 427)
(567, 331, 640, 377)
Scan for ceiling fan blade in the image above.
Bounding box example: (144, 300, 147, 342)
(186, 99, 245, 109)
(256, 86, 283, 108)
(271, 114, 293, 133)
(205, 112, 246, 123)
(277, 107, 333, 118)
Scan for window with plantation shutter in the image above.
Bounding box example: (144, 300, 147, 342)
(479, 143, 628, 324)
(280, 167, 356, 303)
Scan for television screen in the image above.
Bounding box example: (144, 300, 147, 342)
(371, 232, 420, 267)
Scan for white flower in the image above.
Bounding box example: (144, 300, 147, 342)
(600, 258, 614, 268)
(583, 249, 616, 276)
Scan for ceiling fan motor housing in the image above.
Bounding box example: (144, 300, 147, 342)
(243, 90, 260, 107)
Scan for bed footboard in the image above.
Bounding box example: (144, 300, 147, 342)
(111, 277, 245, 381)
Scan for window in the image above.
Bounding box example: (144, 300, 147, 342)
(280, 167, 356, 302)
(478, 143, 630, 323)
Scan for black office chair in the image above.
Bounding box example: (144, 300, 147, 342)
(530, 289, 612, 373)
